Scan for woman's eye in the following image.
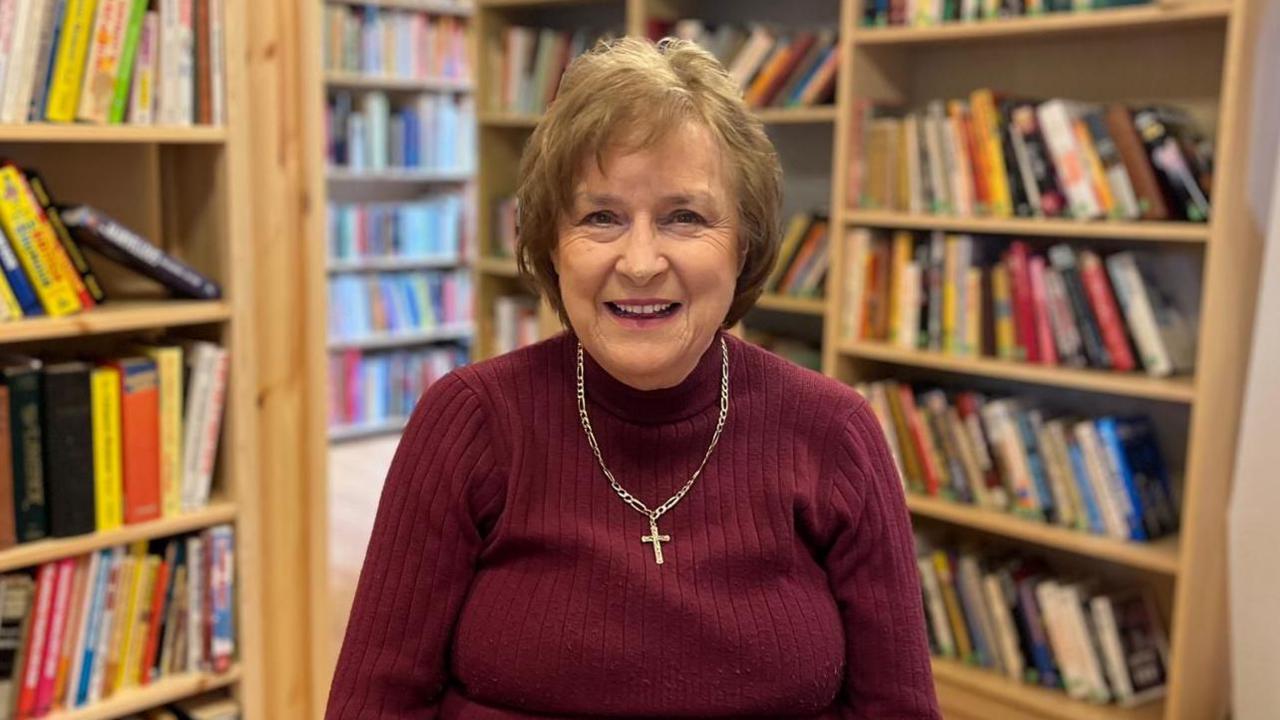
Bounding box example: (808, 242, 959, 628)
(670, 210, 705, 225)
(583, 211, 617, 226)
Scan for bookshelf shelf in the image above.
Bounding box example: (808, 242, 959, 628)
(0, 300, 233, 345)
(478, 111, 542, 128)
(327, 167, 473, 183)
(753, 106, 838, 124)
(324, 71, 473, 93)
(328, 322, 475, 350)
(838, 340, 1195, 403)
(851, 2, 1230, 46)
(476, 255, 520, 277)
(930, 657, 1165, 720)
(478, 0, 618, 8)
(906, 494, 1180, 575)
(328, 256, 463, 272)
(844, 210, 1210, 243)
(330, 416, 410, 442)
(754, 294, 826, 316)
(0, 503, 238, 574)
(48, 666, 242, 720)
(0, 125, 228, 144)
(324, 0, 474, 16)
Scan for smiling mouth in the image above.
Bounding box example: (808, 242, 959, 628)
(605, 301, 682, 319)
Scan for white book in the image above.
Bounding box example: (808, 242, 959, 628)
(982, 571, 1025, 681)
(897, 261, 921, 349)
(65, 551, 102, 709)
(128, 11, 158, 124)
(208, 0, 223, 123)
(1090, 595, 1134, 702)
(186, 535, 205, 671)
(841, 229, 869, 341)
(1105, 252, 1171, 376)
(0, 0, 17, 104)
(88, 549, 126, 703)
(190, 346, 228, 508)
(1037, 580, 1090, 700)
(1030, 410, 1075, 529)
(1037, 99, 1103, 220)
(25, 0, 62, 122)
(943, 110, 973, 217)
(1073, 421, 1129, 539)
(174, 0, 194, 124)
(1, 0, 47, 123)
(924, 105, 951, 214)
(1060, 583, 1112, 702)
(980, 399, 1040, 515)
(181, 342, 214, 510)
(916, 556, 955, 658)
(725, 25, 773, 90)
(76, 0, 131, 123)
(962, 402, 1007, 511)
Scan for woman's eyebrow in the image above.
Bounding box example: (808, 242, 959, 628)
(574, 192, 624, 206)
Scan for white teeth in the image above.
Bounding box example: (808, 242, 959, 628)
(614, 302, 673, 316)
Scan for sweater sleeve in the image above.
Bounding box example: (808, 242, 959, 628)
(325, 373, 505, 719)
(825, 401, 941, 719)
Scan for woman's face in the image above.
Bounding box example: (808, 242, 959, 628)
(554, 121, 741, 391)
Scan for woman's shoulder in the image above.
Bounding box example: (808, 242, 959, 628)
(728, 333, 866, 415)
(448, 332, 574, 404)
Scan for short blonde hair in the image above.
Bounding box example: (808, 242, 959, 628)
(515, 36, 783, 329)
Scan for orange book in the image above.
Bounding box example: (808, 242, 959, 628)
(742, 39, 792, 107)
(952, 101, 989, 213)
(139, 557, 170, 684)
(113, 358, 161, 524)
(1073, 118, 1115, 216)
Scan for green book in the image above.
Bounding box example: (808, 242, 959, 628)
(108, 0, 148, 124)
(2, 358, 47, 543)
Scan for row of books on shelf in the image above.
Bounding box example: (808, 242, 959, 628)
(0, 165, 221, 322)
(323, 5, 470, 82)
(0, 0, 224, 126)
(491, 26, 613, 115)
(862, 0, 1151, 28)
(849, 94, 1212, 222)
(328, 194, 470, 263)
(327, 91, 475, 174)
(328, 270, 472, 343)
(648, 21, 839, 110)
(329, 346, 468, 430)
(916, 535, 1167, 706)
(493, 295, 539, 357)
(0, 526, 235, 719)
(861, 380, 1176, 542)
(0, 343, 228, 549)
(766, 212, 830, 297)
(842, 230, 1199, 378)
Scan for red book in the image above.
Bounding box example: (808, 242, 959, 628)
(1027, 257, 1058, 366)
(897, 385, 941, 496)
(114, 358, 162, 524)
(1078, 250, 1137, 371)
(960, 104, 991, 213)
(17, 564, 57, 719)
(140, 558, 172, 684)
(1005, 243, 1039, 363)
(35, 559, 75, 715)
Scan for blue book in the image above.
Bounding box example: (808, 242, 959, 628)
(1096, 417, 1149, 541)
(1014, 410, 1055, 522)
(76, 549, 115, 705)
(0, 227, 45, 316)
(1066, 437, 1106, 535)
(1014, 575, 1061, 689)
(208, 527, 236, 671)
(786, 43, 835, 107)
(1117, 417, 1178, 535)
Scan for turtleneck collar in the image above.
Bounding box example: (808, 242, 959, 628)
(574, 331, 730, 426)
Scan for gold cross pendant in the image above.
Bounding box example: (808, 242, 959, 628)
(641, 518, 671, 565)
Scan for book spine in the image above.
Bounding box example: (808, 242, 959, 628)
(45, 0, 98, 122)
(64, 552, 101, 709)
(0, 212, 45, 316)
(25, 172, 106, 305)
(1042, 268, 1086, 367)
(86, 550, 120, 703)
(1078, 250, 1136, 371)
(0, 167, 84, 316)
(40, 364, 97, 537)
(1106, 252, 1171, 376)
(27, 0, 67, 122)
(118, 557, 154, 689)
(1006, 243, 1038, 363)
(970, 90, 1012, 217)
(89, 367, 124, 531)
(0, 269, 19, 320)
(0, 387, 14, 548)
(1049, 244, 1111, 369)
(76, 0, 130, 123)
(141, 347, 183, 518)
(35, 559, 76, 715)
(116, 359, 162, 524)
(175, 0, 195, 124)
(128, 11, 158, 124)
(1074, 422, 1129, 539)
(76, 551, 111, 705)
(1096, 418, 1146, 541)
(0, 0, 38, 123)
(140, 558, 169, 683)
(6, 365, 48, 543)
(185, 535, 204, 670)
(1072, 117, 1115, 217)
(108, 0, 148, 123)
(101, 555, 136, 696)
(1037, 100, 1101, 219)
(208, 0, 224, 123)
(191, 347, 227, 509)
(0, 1, 21, 116)
(0, 577, 33, 712)
(17, 564, 56, 717)
(209, 525, 233, 671)
(1027, 257, 1058, 365)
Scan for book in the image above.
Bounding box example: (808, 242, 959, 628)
(127, 11, 159, 124)
(137, 345, 183, 518)
(0, 387, 14, 549)
(181, 342, 227, 511)
(113, 357, 162, 524)
(61, 205, 223, 299)
(108, 0, 148, 123)
(26, 0, 67, 122)
(76, 0, 132, 123)
(25, 171, 107, 306)
(2, 357, 47, 543)
(0, 0, 46, 124)
(0, 576, 34, 711)
(44, 0, 98, 122)
(0, 165, 85, 316)
(90, 366, 124, 532)
(41, 361, 97, 537)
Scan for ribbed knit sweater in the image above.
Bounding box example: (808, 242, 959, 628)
(326, 331, 940, 719)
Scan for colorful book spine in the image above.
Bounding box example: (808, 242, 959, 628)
(127, 12, 158, 124)
(114, 358, 161, 524)
(17, 563, 56, 718)
(90, 366, 124, 531)
(44, 0, 98, 122)
(35, 558, 76, 715)
(140, 346, 184, 518)
(0, 166, 84, 316)
(25, 172, 106, 306)
(76, 0, 131, 123)
(108, 0, 148, 123)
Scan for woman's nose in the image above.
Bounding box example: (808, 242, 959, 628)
(615, 221, 669, 284)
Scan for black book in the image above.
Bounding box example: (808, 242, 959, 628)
(1132, 108, 1211, 222)
(41, 362, 97, 537)
(59, 206, 222, 300)
(0, 358, 46, 543)
(1008, 102, 1067, 218)
(998, 101, 1034, 218)
(1047, 245, 1111, 370)
(24, 171, 107, 304)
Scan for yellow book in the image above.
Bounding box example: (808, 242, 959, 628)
(1073, 119, 1116, 216)
(90, 366, 124, 531)
(942, 235, 958, 354)
(0, 167, 82, 316)
(104, 555, 136, 696)
(138, 346, 183, 517)
(970, 89, 1012, 218)
(121, 557, 158, 689)
(888, 231, 913, 345)
(932, 551, 974, 662)
(896, 122, 911, 212)
(0, 274, 20, 320)
(45, 0, 100, 122)
(767, 213, 812, 292)
(966, 267, 982, 357)
(992, 264, 1016, 360)
(111, 544, 148, 693)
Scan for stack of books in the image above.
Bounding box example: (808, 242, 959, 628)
(0, 526, 236, 717)
(1, 343, 229, 547)
(767, 212, 830, 298)
(323, 5, 470, 82)
(328, 194, 468, 264)
(848, 94, 1212, 222)
(328, 269, 473, 343)
(327, 90, 475, 174)
(0, 0, 225, 126)
(841, 230, 1199, 378)
(0, 165, 222, 323)
(491, 26, 617, 114)
(862, 0, 1152, 28)
(916, 534, 1168, 707)
(329, 346, 468, 431)
(859, 380, 1177, 541)
(648, 21, 839, 109)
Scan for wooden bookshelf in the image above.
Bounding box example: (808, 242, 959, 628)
(843, 210, 1211, 243)
(838, 341, 1197, 402)
(324, 71, 473, 93)
(0, 300, 232, 344)
(327, 256, 463, 272)
(754, 106, 839, 124)
(48, 667, 242, 720)
(0, 125, 228, 143)
(930, 657, 1165, 720)
(478, 111, 542, 127)
(905, 494, 1180, 575)
(754, 294, 827, 316)
(475, 255, 520, 277)
(325, 0, 473, 14)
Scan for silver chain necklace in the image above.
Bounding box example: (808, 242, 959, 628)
(575, 337, 730, 565)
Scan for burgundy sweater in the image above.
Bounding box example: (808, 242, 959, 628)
(326, 331, 940, 719)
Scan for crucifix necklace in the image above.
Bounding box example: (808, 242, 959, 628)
(575, 338, 730, 566)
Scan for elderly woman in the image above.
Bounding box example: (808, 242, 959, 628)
(327, 37, 939, 719)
